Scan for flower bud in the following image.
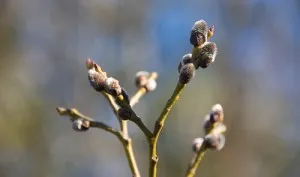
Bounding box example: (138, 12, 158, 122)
(192, 137, 204, 153)
(145, 79, 157, 92)
(72, 119, 90, 132)
(193, 42, 217, 69)
(105, 77, 122, 96)
(210, 103, 224, 123)
(203, 114, 213, 134)
(190, 20, 208, 47)
(135, 71, 150, 88)
(178, 53, 193, 73)
(117, 107, 132, 120)
(88, 69, 107, 92)
(204, 133, 225, 151)
(204, 104, 225, 133)
(211, 103, 223, 112)
(86, 58, 94, 69)
(179, 63, 195, 84)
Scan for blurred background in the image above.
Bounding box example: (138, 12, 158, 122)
(0, 0, 299, 176)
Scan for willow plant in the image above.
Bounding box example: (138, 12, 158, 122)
(56, 19, 227, 177)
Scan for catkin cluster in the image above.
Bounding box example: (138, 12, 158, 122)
(178, 20, 218, 84)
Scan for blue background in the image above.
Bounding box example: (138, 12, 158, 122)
(0, 0, 299, 176)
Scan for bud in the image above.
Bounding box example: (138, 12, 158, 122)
(193, 42, 217, 69)
(204, 104, 225, 133)
(211, 103, 223, 112)
(210, 103, 224, 123)
(88, 69, 107, 92)
(190, 20, 208, 47)
(105, 77, 122, 96)
(203, 114, 213, 134)
(72, 119, 90, 132)
(135, 71, 150, 88)
(204, 133, 225, 151)
(179, 63, 195, 84)
(145, 79, 157, 92)
(178, 53, 193, 73)
(192, 137, 204, 153)
(117, 107, 132, 120)
(86, 58, 94, 69)
(207, 26, 214, 39)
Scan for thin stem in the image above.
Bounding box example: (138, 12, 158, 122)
(130, 88, 147, 107)
(116, 94, 153, 140)
(185, 121, 226, 177)
(130, 114, 153, 142)
(56, 107, 121, 138)
(102, 92, 127, 132)
(185, 145, 207, 177)
(122, 138, 140, 177)
(89, 121, 122, 138)
(130, 72, 158, 107)
(102, 92, 119, 115)
(56, 107, 141, 177)
(149, 82, 186, 177)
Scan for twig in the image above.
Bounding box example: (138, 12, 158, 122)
(116, 94, 153, 140)
(101, 94, 139, 177)
(185, 117, 226, 177)
(56, 107, 122, 138)
(149, 82, 186, 177)
(101, 92, 129, 136)
(56, 107, 141, 177)
(130, 72, 158, 107)
(130, 112, 153, 141)
(100, 72, 158, 177)
(130, 87, 147, 107)
(185, 144, 207, 177)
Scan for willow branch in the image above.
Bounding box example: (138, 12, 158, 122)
(102, 92, 119, 115)
(130, 87, 147, 107)
(185, 145, 208, 177)
(130, 72, 158, 107)
(56, 107, 122, 138)
(99, 72, 158, 177)
(185, 121, 227, 177)
(100, 93, 138, 176)
(148, 82, 186, 177)
(101, 92, 129, 135)
(56, 107, 141, 177)
(116, 94, 153, 140)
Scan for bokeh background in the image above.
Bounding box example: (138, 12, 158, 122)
(1, 0, 299, 176)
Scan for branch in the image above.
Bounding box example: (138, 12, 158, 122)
(185, 145, 208, 177)
(100, 93, 141, 177)
(130, 72, 158, 107)
(149, 82, 186, 177)
(88, 62, 157, 177)
(116, 94, 153, 140)
(101, 92, 130, 135)
(102, 92, 119, 115)
(130, 87, 147, 107)
(185, 107, 226, 177)
(56, 107, 122, 138)
(56, 107, 141, 177)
